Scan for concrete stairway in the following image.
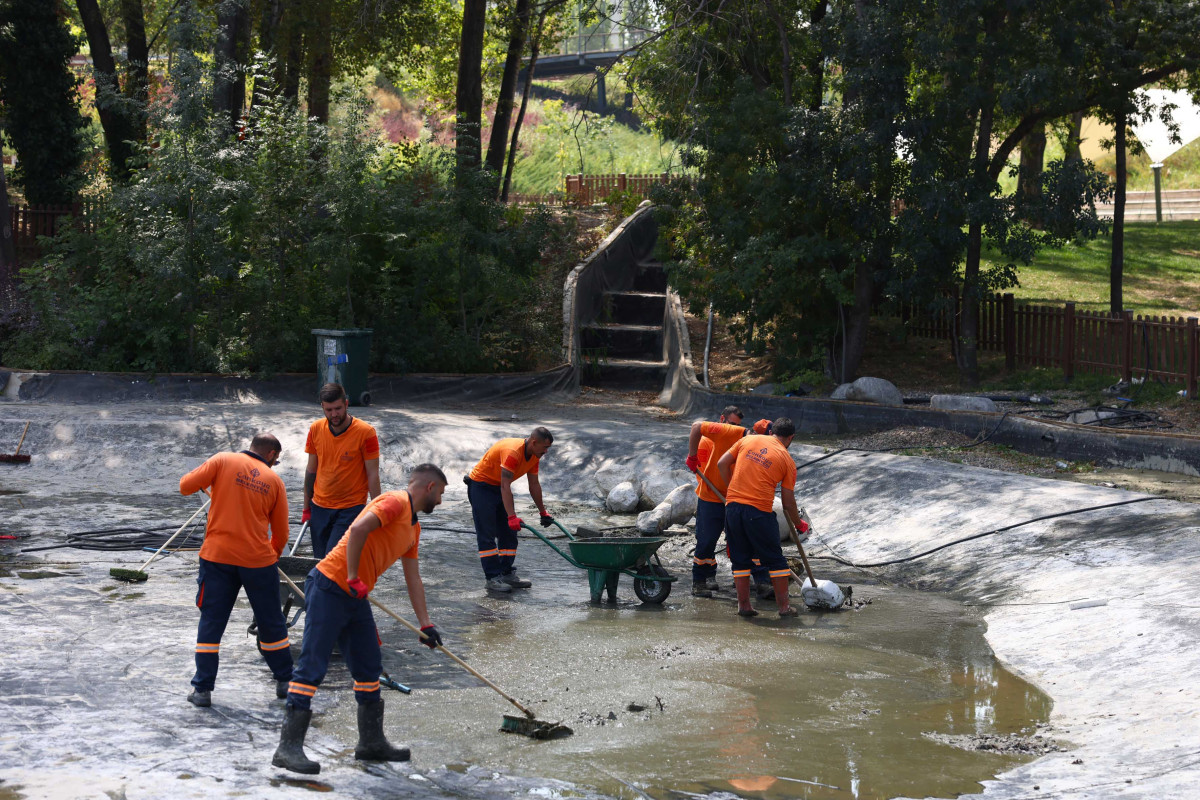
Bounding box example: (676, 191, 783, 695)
(1096, 189, 1200, 221)
(579, 259, 669, 390)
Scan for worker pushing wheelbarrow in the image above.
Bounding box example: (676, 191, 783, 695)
(522, 520, 676, 604)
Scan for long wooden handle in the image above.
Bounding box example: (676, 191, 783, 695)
(137, 497, 210, 571)
(368, 597, 537, 719)
(13, 421, 29, 456)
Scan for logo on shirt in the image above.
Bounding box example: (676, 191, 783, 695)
(745, 447, 773, 469)
(250, 467, 261, 478)
(340, 451, 356, 463)
(236, 469, 272, 496)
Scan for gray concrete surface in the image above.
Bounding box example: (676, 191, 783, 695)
(1, 397, 1198, 799)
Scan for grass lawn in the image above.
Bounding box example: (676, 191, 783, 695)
(982, 221, 1200, 317)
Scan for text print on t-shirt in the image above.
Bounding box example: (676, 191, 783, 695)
(744, 447, 773, 469)
(235, 467, 272, 496)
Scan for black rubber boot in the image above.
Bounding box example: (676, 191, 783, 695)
(354, 700, 410, 762)
(272, 706, 320, 774)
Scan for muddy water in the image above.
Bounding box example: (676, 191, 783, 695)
(358, 524, 1054, 800)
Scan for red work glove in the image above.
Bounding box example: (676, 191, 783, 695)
(753, 419, 772, 435)
(507, 515, 523, 531)
(347, 577, 369, 599)
(797, 519, 810, 534)
(301, 507, 311, 524)
(685, 454, 701, 473)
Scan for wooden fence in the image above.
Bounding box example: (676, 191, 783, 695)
(907, 292, 1200, 395)
(562, 172, 670, 205)
(8, 203, 83, 262)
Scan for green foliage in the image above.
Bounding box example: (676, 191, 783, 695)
(0, 0, 89, 204)
(7, 51, 582, 374)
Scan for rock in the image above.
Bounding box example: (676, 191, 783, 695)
(930, 394, 998, 413)
(594, 463, 640, 499)
(606, 481, 640, 513)
(831, 383, 852, 400)
(639, 471, 691, 509)
(636, 485, 698, 534)
(842, 377, 904, 407)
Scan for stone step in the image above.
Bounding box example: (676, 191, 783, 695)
(580, 358, 668, 390)
(602, 290, 667, 326)
(631, 260, 667, 293)
(580, 322, 663, 359)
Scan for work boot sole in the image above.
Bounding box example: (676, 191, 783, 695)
(272, 753, 320, 774)
(188, 691, 211, 707)
(737, 608, 759, 617)
(778, 607, 799, 617)
(355, 746, 411, 762)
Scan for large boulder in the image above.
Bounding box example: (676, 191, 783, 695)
(606, 481, 641, 513)
(839, 376, 904, 407)
(830, 383, 852, 400)
(930, 394, 999, 413)
(636, 485, 698, 534)
(593, 463, 640, 499)
(639, 471, 692, 510)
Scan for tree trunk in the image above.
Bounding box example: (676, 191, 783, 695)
(1063, 110, 1084, 162)
(305, 0, 332, 123)
(75, 0, 136, 179)
(0, 140, 14, 276)
(456, 0, 487, 173)
(1110, 107, 1126, 314)
(214, 0, 250, 131)
(253, 0, 285, 106)
(275, 9, 303, 103)
(805, 0, 827, 110)
(1017, 120, 1046, 217)
(485, 0, 531, 195)
(120, 0, 148, 143)
(502, 12, 545, 202)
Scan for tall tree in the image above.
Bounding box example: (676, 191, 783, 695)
(0, 134, 15, 274)
(0, 0, 88, 204)
(455, 0, 486, 172)
(485, 0, 532, 194)
(213, 0, 251, 130)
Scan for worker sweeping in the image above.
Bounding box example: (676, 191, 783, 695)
(716, 417, 808, 618)
(273, 464, 448, 775)
(465, 428, 554, 592)
(302, 382, 381, 558)
(684, 406, 777, 599)
(179, 433, 291, 707)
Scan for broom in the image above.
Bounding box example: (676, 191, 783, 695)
(272, 569, 570, 739)
(110, 495, 211, 582)
(0, 421, 31, 464)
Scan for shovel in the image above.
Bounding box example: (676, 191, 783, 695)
(692, 467, 846, 610)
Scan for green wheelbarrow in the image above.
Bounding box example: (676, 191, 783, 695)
(522, 521, 676, 604)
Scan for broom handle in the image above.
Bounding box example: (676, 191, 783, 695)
(368, 596, 538, 719)
(13, 421, 29, 455)
(272, 569, 537, 720)
(136, 496, 211, 571)
(696, 467, 818, 585)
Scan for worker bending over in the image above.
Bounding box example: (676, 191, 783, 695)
(302, 382, 381, 558)
(466, 428, 554, 592)
(717, 417, 808, 618)
(273, 464, 448, 775)
(684, 406, 775, 598)
(179, 433, 291, 707)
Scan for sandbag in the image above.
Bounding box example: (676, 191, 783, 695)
(636, 484, 697, 534)
(800, 578, 846, 610)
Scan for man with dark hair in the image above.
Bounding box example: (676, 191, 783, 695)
(717, 417, 807, 618)
(179, 433, 291, 707)
(685, 406, 775, 598)
(465, 428, 554, 592)
(302, 382, 381, 558)
(273, 464, 449, 775)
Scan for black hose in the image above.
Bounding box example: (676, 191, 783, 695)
(812, 496, 1159, 569)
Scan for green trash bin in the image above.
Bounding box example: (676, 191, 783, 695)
(312, 328, 373, 406)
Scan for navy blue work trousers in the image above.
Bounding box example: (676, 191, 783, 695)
(192, 557, 292, 692)
(309, 502, 364, 559)
(286, 570, 382, 711)
(467, 479, 518, 580)
(694, 498, 770, 584)
(724, 502, 791, 581)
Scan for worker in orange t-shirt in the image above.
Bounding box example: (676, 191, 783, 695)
(302, 383, 381, 558)
(717, 417, 808, 618)
(273, 464, 448, 775)
(684, 405, 775, 598)
(465, 427, 554, 592)
(179, 433, 290, 708)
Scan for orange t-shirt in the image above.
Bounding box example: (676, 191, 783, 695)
(180, 451, 289, 568)
(317, 490, 420, 595)
(694, 421, 746, 503)
(305, 417, 380, 509)
(468, 438, 540, 485)
(724, 434, 797, 513)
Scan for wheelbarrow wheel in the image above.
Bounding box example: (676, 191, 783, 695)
(633, 565, 672, 604)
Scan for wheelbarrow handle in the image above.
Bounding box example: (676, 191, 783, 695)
(520, 522, 585, 569)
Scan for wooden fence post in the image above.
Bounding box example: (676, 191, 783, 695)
(1188, 317, 1198, 400)
(1122, 309, 1134, 383)
(1003, 293, 1015, 371)
(1063, 302, 1076, 381)
(618, 173, 627, 191)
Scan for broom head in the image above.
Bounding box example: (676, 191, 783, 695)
(0, 454, 30, 464)
(110, 567, 149, 583)
(500, 714, 573, 740)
